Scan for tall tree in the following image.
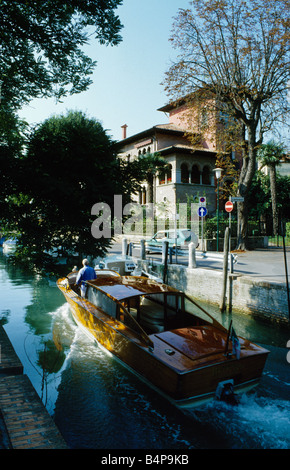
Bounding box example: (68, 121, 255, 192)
(257, 140, 285, 237)
(164, 0, 289, 249)
(4, 111, 158, 273)
(0, 0, 123, 110)
(248, 171, 290, 234)
(7, 111, 121, 271)
(0, 109, 27, 224)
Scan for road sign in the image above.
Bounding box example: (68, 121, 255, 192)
(199, 196, 206, 206)
(225, 201, 234, 212)
(197, 207, 207, 217)
(231, 196, 244, 202)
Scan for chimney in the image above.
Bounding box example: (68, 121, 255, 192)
(121, 124, 128, 139)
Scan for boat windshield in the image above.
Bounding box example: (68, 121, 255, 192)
(87, 286, 117, 318)
(86, 284, 154, 347)
(123, 292, 218, 334)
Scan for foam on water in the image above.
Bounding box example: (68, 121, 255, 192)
(193, 391, 290, 449)
(49, 303, 78, 348)
(235, 393, 290, 449)
(51, 303, 106, 362)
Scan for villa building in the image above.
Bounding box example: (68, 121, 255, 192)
(116, 96, 239, 216)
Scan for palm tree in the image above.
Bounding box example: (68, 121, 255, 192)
(137, 152, 169, 204)
(257, 140, 285, 237)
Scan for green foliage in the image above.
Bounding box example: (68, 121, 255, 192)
(5, 111, 122, 272)
(257, 140, 285, 168)
(0, 0, 123, 110)
(0, 110, 28, 227)
(247, 171, 290, 234)
(204, 216, 260, 239)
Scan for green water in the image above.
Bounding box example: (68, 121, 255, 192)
(1, 251, 290, 449)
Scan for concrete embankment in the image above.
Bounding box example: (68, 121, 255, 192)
(0, 325, 67, 449)
(138, 260, 290, 326)
(115, 237, 289, 325)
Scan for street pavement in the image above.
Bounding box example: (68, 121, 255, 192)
(109, 242, 290, 285)
(225, 247, 290, 284)
(193, 247, 290, 284)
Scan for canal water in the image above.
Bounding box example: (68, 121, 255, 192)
(0, 251, 289, 450)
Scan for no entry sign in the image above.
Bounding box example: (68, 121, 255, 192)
(225, 201, 234, 212)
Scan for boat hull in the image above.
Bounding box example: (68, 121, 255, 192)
(59, 284, 269, 406)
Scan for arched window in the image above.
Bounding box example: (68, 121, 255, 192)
(191, 165, 200, 184)
(181, 163, 189, 183)
(202, 166, 211, 185)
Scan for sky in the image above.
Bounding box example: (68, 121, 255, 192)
(19, 0, 192, 142)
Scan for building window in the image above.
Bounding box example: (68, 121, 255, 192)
(181, 163, 189, 183)
(158, 164, 172, 185)
(202, 166, 211, 185)
(159, 171, 165, 185)
(191, 165, 200, 184)
(167, 164, 172, 183)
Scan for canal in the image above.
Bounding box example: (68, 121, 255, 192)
(0, 251, 289, 449)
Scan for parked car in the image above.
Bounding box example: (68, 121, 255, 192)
(146, 229, 199, 253)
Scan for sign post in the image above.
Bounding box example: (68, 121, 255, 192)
(225, 200, 234, 262)
(197, 206, 207, 252)
(225, 201, 234, 232)
(174, 212, 179, 263)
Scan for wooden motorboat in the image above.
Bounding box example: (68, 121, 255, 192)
(57, 272, 269, 407)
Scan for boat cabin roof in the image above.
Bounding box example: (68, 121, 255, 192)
(86, 276, 179, 301)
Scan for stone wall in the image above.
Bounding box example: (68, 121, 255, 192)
(138, 260, 289, 325)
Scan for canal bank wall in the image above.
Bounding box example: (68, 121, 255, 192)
(137, 260, 290, 326)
